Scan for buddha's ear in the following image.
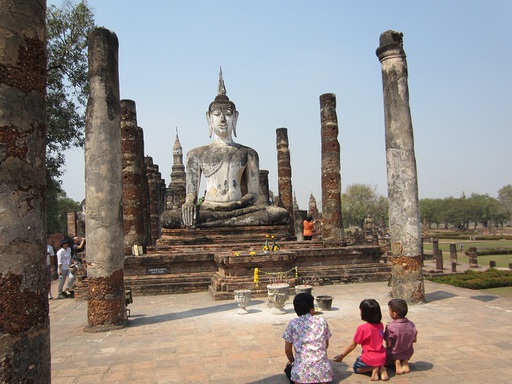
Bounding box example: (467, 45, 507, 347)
(206, 111, 213, 138)
(232, 110, 239, 137)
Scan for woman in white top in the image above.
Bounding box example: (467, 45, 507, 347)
(56, 239, 75, 298)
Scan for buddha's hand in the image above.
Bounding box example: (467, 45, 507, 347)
(182, 202, 196, 227)
(224, 193, 257, 210)
(201, 194, 257, 211)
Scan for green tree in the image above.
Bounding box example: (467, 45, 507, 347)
(47, 188, 81, 234)
(46, 0, 95, 233)
(419, 198, 442, 229)
(342, 184, 388, 229)
(498, 185, 512, 225)
(467, 193, 500, 229)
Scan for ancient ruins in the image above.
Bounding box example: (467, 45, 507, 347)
(114, 72, 390, 300)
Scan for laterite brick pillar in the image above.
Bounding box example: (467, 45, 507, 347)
(276, 127, 294, 236)
(0, 1, 50, 381)
(121, 99, 147, 254)
(320, 93, 344, 245)
(376, 30, 424, 303)
(85, 28, 127, 329)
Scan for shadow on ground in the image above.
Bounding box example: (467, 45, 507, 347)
(127, 300, 268, 326)
(424, 290, 458, 302)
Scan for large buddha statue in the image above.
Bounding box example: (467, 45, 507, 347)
(161, 70, 289, 229)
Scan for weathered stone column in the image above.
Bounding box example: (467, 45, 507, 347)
(0, 2, 50, 381)
(432, 238, 439, 254)
(145, 156, 160, 245)
(85, 28, 127, 329)
(468, 246, 478, 268)
(435, 250, 443, 270)
(136, 126, 151, 247)
(376, 30, 424, 303)
(276, 128, 294, 235)
(257, 170, 270, 205)
(449, 243, 457, 263)
(320, 93, 344, 245)
(121, 99, 147, 255)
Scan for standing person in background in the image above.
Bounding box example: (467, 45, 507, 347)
(46, 243, 54, 299)
(303, 216, 315, 240)
(57, 239, 75, 299)
(72, 236, 86, 265)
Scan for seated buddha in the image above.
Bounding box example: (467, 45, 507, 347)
(161, 70, 289, 229)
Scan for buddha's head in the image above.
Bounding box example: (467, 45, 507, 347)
(207, 68, 239, 139)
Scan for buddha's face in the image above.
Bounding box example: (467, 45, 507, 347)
(207, 103, 238, 139)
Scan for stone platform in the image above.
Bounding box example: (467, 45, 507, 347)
(122, 233, 390, 300)
(156, 224, 295, 246)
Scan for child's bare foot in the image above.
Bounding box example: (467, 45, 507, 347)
(380, 366, 389, 381)
(371, 367, 379, 381)
(402, 360, 410, 373)
(395, 359, 404, 374)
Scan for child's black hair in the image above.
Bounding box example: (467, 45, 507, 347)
(293, 293, 314, 316)
(388, 298, 408, 318)
(359, 299, 382, 324)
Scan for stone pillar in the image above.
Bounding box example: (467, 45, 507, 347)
(432, 238, 439, 254)
(449, 243, 457, 263)
(0, 2, 50, 381)
(468, 246, 478, 268)
(145, 156, 160, 245)
(257, 170, 270, 205)
(85, 28, 127, 330)
(376, 30, 424, 303)
(67, 211, 77, 237)
(137, 126, 151, 247)
(319, 93, 344, 245)
(435, 250, 443, 270)
(276, 128, 294, 235)
(121, 99, 147, 255)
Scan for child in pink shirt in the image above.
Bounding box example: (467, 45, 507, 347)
(334, 299, 388, 381)
(384, 299, 417, 375)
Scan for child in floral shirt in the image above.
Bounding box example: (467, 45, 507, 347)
(283, 293, 333, 384)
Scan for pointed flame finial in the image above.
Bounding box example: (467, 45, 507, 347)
(217, 66, 226, 97)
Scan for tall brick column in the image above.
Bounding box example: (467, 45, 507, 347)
(376, 30, 424, 303)
(276, 128, 294, 235)
(145, 156, 161, 245)
(136, 126, 151, 247)
(320, 93, 344, 245)
(0, 1, 50, 381)
(85, 28, 127, 329)
(121, 99, 147, 254)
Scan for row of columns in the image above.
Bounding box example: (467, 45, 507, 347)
(0, 12, 423, 379)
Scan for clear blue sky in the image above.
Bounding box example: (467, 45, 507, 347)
(54, 0, 512, 210)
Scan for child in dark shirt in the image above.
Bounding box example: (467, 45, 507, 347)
(384, 299, 417, 374)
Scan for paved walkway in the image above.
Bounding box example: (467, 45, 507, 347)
(49, 277, 512, 384)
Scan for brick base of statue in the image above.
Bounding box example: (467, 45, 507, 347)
(121, 239, 389, 300)
(156, 224, 295, 246)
